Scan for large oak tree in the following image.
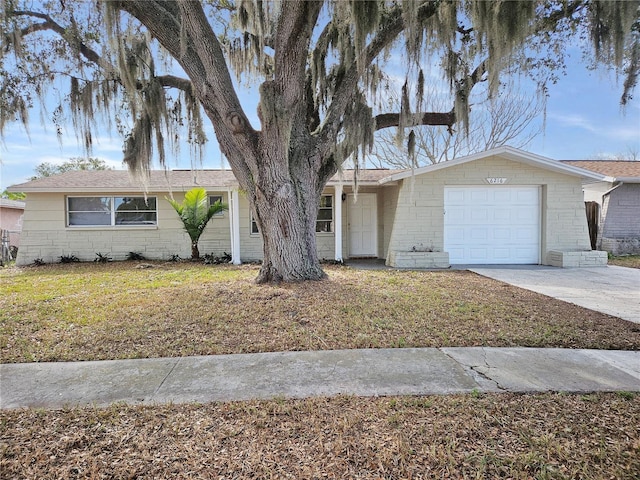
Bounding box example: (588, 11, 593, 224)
(1, 0, 638, 282)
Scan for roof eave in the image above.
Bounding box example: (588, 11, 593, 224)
(8, 185, 236, 193)
(379, 146, 609, 184)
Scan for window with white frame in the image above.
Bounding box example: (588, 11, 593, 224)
(208, 195, 225, 217)
(249, 195, 333, 234)
(67, 196, 157, 226)
(316, 195, 333, 233)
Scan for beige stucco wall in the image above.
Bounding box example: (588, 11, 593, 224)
(16, 191, 232, 265)
(386, 156, 592, 265)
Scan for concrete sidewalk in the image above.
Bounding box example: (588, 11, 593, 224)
(2, 348, 639, 410)
(469, 265, 640, 323)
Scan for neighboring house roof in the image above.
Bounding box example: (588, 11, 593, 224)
(0, 199, 26, 209)
(380, 146, 608, 184)
(7, 168, 405, 193)
(561, 160, 640, 182)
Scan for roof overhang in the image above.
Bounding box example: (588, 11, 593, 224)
(0, 199, 26, 209)
(378, 146, 608, 185)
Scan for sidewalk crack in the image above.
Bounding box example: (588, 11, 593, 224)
(441, 347, 507, 393)
(150, 358, 181, 400)
(470, 347, 507, 392)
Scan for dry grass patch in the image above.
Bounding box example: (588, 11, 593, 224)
(609, 255, 640, 269)
(2, 262, 639, 363)
(1, 392, 638, 479)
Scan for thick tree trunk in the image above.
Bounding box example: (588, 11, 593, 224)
(254, 193, 326, 283)
(127, 1, 332, 283)
(250, 149, 328, 284)
(191, 242, 199, 260)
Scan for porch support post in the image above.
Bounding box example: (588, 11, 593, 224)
(334, 183, 343, 262)
(229, 188, 241, 265)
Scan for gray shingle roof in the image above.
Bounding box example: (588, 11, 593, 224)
(8, 168, 405, 192)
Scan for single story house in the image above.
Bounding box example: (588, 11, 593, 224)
(562, 160, 640, 255)
(0, 198, 25, 249)
(8, 146, 608, 268)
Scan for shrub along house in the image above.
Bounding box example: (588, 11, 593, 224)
(8, 146, 608, 268)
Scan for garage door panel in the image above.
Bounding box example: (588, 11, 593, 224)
(493, 228, 511, 240)
(446, 189, 465, 202)
(470, 189, 489, 202)
(469, 248, 489, 260)
(493, 190, 513, 202)
(516, 189, 538, 203)
(444, 186, 540, 264)
(469, 227, 489, 241)
(447, 207, 466, 223)
(516, 226, 537, 240)
(492, 208, 512, 222)
(493, 248, 511, 260)
(471, 208, 489, 222)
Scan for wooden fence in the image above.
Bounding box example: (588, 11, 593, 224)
(585, 202, 599, 250)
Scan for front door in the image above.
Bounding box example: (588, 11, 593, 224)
(348, 193, 377, 257)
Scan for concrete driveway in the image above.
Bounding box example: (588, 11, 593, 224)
(469, 265, 640, 324)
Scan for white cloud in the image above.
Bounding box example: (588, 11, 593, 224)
(548, 113, 598, 133)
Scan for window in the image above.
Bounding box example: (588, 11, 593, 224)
(250, 212, 260, 235)
(316, 195, 333, 233)
(67, 196, 157, 227)
(209, 195, 225, 217)
(249, 195, 333, 234)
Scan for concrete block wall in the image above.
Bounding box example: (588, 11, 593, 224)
(546, 250, 608, 267)
(387, 251, 450, 268)
(385, 156, 593, 265)
(16, 191, 232, 265)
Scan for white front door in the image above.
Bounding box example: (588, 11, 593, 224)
(348, 193, 377, 257)
(444, 186, 540, 264)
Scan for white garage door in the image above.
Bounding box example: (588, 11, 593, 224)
(444, 186, 540, 264)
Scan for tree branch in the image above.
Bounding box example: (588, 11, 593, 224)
(318, 2, 439, 152)
(6, 9, 194, 97)
(375, 111, 456, 131)
(8, 10, 106, 68)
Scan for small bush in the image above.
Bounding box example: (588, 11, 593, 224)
(127, 252, 146, 261)
(94, 252, 112, 263)
(32, 258, 46, 266)
(203, 252, 232, 265)
(169, 254, 182, 262)
(59, 255, 80, 263)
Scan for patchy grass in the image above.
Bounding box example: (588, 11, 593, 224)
(1, 262, 639, 363)
(609, 254, 640, 269)
(1, 393, 638, 479)
(2, 263, 639, 478)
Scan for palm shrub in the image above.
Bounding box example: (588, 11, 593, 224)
(167, 187, 228, 259)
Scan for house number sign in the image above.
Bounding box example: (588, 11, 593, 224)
(486, 177, 507, 184)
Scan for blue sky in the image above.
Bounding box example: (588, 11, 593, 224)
(1, 51, 639, 192)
